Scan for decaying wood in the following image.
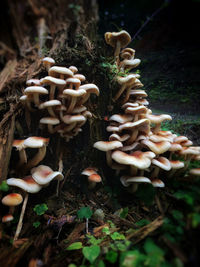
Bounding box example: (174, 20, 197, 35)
(126, 216, 164, 244)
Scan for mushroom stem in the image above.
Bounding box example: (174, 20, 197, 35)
(48, 124, 55, 134)
(153, 123, 161, 134)
(67, 97, 77, 113)
(33, 94, 40, 107)
(47, 106, 56, 117)
(127, 129, 138, 144)
(114, 40, 121, 59)
(151, 166, 160, 179)
(130, 166, 137, 176)
(122, 85, 132, 104)
(14, 193, 29, 241)
(129, 183, 139, 193)
(18, 149, 27, 166)
(88, 181, 96, 189)
(26, 146, 46, 170)
(113, 84, 126, 102)
(50, 85, 56, 100)
(106, 151, 113, 167)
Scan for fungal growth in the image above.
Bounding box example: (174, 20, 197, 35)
(20, 58, 100, 142)
(94, 30, 200, 192)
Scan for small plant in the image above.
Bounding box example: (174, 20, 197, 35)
(77, 206, 93, 234)
(0, 181, 9, 192)
(33, 203, 48, 216)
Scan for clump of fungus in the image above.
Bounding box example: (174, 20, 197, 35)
(20, 57, 99, 142)
(94, 30, 200, 193)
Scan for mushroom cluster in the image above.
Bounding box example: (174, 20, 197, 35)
(20, 57, 99, 142)
(94, 30, 200, 192)
(1, 165, 63, 241)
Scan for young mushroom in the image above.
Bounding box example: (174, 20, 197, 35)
(12, 139, 27, 167)
(2, 193, 23, 215)
(6, 176, 42, 241)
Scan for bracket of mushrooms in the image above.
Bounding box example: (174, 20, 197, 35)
(20, 57, 99, 142)
(94, 30, 200, 192)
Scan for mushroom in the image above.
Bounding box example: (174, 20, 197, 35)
(145, 114, 172, 134)
(81, 167, 101, 189)
(141, 139, 171, 155)
(104, 30, 131, 59)
(6, 176, 42, 241)
(120, 175, 151, 192)
(40, 76, 66, 100)
(62, 88, 86, 113)
(31, 165, 63, 185)
(78, 84, 100, 105)
(168, 160, 184, 178)
(2, 193, 23, 215)
(42, 57, 55, 71)
(120, 58, 141, 72)
(23, 137, 49, 170)
(69, 66, 78, 74)
(24, 86, 48, 107)
(26, 79, 41, 86)
(114, 74, 136, 102)
(40, 117, 60, 133)
(39, 99, 62, 117)
(93, 141, 123, 167)
(120, 48, 135, 60)
(112, 150, 155, 176)
(48, 66, 73, 80)
(2, 214, 14, 223)
(66, 77, 81, 90)
(151, 157, 171, 179)
(12, 139, 27, 167)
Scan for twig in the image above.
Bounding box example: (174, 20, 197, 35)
(131, 2, 167, 42)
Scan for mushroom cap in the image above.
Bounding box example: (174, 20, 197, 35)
(119, 142, 140, 152)
(141, 139, 171, 154)
(121, 175, 151, 186)
(24, 136, 49, 148)
(69, 66, 78, 74)
(81, 167, 98, 176)
(119, 118, 150, 132)
(48, 66, 73, 78)
(40, 117, 60, 125)
(6, 176, 42, 193)
(136, 99, 149, 106)
(150, 134, 174, 143)
(125, 105, 147, 115)
(63, 89, 86, 97)
(129, 89, 147, 97)
(13, 139, 25, 150)
(151, 179, 165, 188)
(122, 58, 141, 69)
(116, 74, 137, 85)
(170, 160, 184, 169)
(72, 105, 87, 114)
(79, 84, 99, 96)
(173, 136, 188, 143)
(88, 173, 102, 183)
(42, 57, 55, 64)
(106, 125, 120, 132)
(74, 74, 86, 82)
(179, 147, 200, 156)
(2, 193, 23, 206)
(66, 77, 81, 86)
(112, 150, 155, 169)
(31, 165, 63, 185)
(39, 100, 62, 109)
(121, 48, 135, 59)
(169, 143, 182, 152)
(189, 168, 200, 176)
(61, 114, 86, 124)
(24, 86, 48, 95)
(2, 214, 14, 223)
(40, 76, 66, 86)
(105, 30, 131, 48)
(146, 114, 172, 124)
(109, 114, 133, 124)
(109, 133, 130, 142)
(122, 102, 139, 109)
(152, 157, 171, 171)
(26, 79, 41, 86)
(93, 140, 123, 152)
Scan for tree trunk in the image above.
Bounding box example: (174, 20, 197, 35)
(0, 1, 110, 265)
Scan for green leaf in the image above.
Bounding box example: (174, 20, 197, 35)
(135, 219, 150, 227)
(86, 235, 104, 245)
(189, 212, 200, 228)
(173, 191, 194, 205)
(110, 232, 125, 240)
(33, 203, 48, 215)
(106, 250, 118, 263)
(102, 227, 110, 235)
(144, 238, 165, 267)
(97, 260, 105, 267)
(0, 181, 9, 191)
(33, 221, 41, 228)
(66, 242, 83, 250)
(77, 207, 93, 220)
(120, 207, 129, 219)
(171, 210, 184, 221)
(82, 245, 100, 264)
(120, 250, 146, 267)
